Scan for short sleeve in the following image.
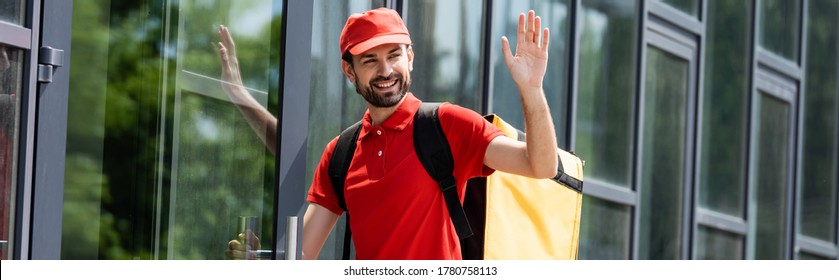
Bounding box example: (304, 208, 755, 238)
(437, 103, 505, 181)
(306, 137, 345, 215)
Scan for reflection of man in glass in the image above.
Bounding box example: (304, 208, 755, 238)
(221, 8, 558, 260)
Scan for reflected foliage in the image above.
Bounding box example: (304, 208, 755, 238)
(638, 47, 688, 260)
(800, 0, 838, 242)
(752, 95, 790, 260)
(759, 0, 800, 60)
(699, 0, 750, 217)
(575, 0, 639, 187)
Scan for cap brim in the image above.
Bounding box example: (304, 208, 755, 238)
(348, 34, 412, 55)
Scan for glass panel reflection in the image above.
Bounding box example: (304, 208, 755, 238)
(750, 93, 790, 260)
(800, 0, 838, 243)
(699, 0, 751, 218)
(61, 0, 283, 259)
(0, 45, 23, 260)
(695, 225, 744, 260)
(758, 0, 800, 61)
(578, 196, 631, 259)
(575, 0, 640, 187)
(638, 46, 688, 260)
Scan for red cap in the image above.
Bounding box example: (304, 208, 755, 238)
(339, 8, 412, 56)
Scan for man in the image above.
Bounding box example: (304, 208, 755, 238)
(301, 7, 557, 260)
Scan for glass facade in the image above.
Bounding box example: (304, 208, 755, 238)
(758, 0, 800, 60)
(799, 0, 838, 245)
(750, 93, 791, 260)
(638, 46, 689, 260)
(695, 226, 744, 260)
(578, 197, 631, 259)
(5, 0, 838, 261)
(575, 0, 639, 187)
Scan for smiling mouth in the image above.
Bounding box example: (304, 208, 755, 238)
(373, 80, 398, 89)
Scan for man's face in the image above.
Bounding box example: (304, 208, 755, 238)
(342, 43, 413, 108)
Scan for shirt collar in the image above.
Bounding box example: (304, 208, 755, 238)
(359, 92, 421, 138)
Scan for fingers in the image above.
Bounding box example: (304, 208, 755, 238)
(518, 11, 546, 47)
(542, 28, 550, 51)
(218, 25, 235, 56)
(533, 15, 541, 44)
(501, 36, 514, 65)
(517, 13, 525, 46)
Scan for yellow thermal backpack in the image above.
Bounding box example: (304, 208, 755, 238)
(329, 103, 584, 260)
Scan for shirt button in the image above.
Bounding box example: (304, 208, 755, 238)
(377, 130, 382, 135)
(378, 150, 382, 157)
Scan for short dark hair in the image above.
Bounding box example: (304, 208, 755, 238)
(342, 51, 353, 65)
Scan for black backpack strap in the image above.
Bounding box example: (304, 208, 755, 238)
(327, 120, 362, 260)
(413, 103, 474, 240)
(551, 160, 584, 193)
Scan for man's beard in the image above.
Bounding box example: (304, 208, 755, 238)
(355, 72, 410, 108)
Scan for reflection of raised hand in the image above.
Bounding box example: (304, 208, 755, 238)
(216, 25, 246, 96)
(215, 25, 277, 155)
(225, 230, 262, 260)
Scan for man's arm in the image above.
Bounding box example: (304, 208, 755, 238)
(484, 10, 558, 179)
(302, 203, 340, 260)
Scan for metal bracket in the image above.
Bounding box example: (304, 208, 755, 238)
(37, 46, 64, 83)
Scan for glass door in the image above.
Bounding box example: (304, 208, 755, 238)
(60, 0, 284, 259)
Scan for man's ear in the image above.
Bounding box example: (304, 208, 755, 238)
(407, 45, 414, 71)
(341, 60, 356, 84)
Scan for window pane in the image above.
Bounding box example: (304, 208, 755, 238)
(699, 0, 751, 217)
(61, 0, 283, 259)
(800, 0, 838, 242)
(575, 0, 640, 187)
(306, 0, 384, 260)
(490, 0, 570, 147)
(638, 46, 688, 260)
(0, 0, 24, 25)
(578, 196, 631, 259)
(0, 45, 23, 260)
(405, 0, 485, 111)
(758, 0, 800, 61)
(750, 93, 790, 260)
(661, 0, 698, 16)
(695, 226, 744, 260)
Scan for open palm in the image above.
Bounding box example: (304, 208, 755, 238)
(502, 10, 550, 90)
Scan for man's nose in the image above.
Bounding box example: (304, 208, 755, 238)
(376, 61, 393, 77)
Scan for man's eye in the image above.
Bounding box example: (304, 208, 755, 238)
(389, 54, 400, 59)
(363, 60, 375, 64)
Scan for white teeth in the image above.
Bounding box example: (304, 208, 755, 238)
(374, 80, 397, 88)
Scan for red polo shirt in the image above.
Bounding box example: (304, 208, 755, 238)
(307, 93, 503, 260)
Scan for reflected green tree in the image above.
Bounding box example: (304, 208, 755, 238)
(62, 0, 281, 260)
